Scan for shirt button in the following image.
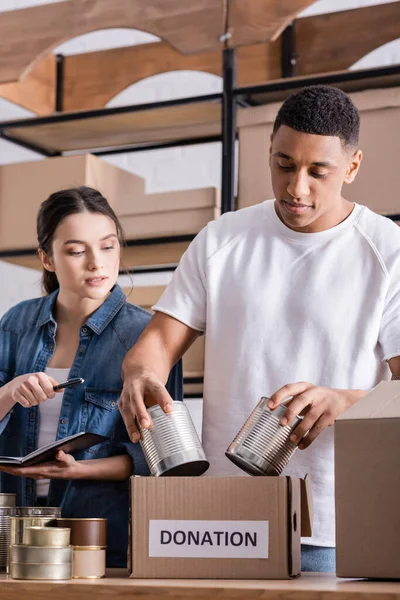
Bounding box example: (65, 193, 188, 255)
(30, 413, 35, 421)
(79, 347, 85, 354)
(60, 418, 68, 424)
(111, 401, 116, 407)
(82, 327, 88, 334)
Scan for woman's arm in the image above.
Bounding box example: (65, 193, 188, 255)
(0, 451, 133, 481)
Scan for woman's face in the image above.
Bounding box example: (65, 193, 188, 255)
(42, 211, 121, 301)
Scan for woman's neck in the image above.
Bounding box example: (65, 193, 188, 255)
(54, 290, 108, 329)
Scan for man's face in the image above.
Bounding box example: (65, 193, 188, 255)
(270, 125, 362, 232)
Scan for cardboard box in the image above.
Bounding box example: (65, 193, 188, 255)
(129, 475, 312, 579)
(0, 154, 145, 250)
(335, 381, 400, 579)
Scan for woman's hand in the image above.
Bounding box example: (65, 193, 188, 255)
(8, 372, 60, 408)
(0, 450, 81, 479)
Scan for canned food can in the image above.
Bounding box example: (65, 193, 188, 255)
(10, 517, 57, 546)
(23, 526, 70, 547)
(72, 548, 106, 579)
(16, 507, 62, 517)
(139, 401, 209, 477)
(56, 519, 107, 547)
(9, 561, 72, 580)
(10, 544, 73, 565)
(0, 507, 16, 573)
(226, 397, 302, 476)
(0, 494, 16, 508)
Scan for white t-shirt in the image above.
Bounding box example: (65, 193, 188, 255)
(154, 200, 400, 547)
(36, 367, 70, 497)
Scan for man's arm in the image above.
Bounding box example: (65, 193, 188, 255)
(120, 311, 199, 442)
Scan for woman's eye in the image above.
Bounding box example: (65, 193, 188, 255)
(278, 164, 293, 171)
(311, 172, 327, 179)
(69, 250, 84, 256)
(102, 246, 114, 251)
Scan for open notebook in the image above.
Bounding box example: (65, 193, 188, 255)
(0, 432, 108, 466)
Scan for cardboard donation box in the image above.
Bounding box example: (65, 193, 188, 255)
(129, 476, 313, 579)
(335, 381, 400, 579)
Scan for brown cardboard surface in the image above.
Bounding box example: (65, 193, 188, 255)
(129, 476, 301, 580)
(300, 475, 313, 538)
(335, 382, 400, 579)
(0, 154, 144, 250)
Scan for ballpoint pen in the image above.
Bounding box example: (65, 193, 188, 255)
(53, 377, 85, 391)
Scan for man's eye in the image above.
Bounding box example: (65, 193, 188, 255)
(69, 251, 84, 256)
(278, 164, 293, 171)
(311, 173, 327, 179)
(102, 246, 114, 251)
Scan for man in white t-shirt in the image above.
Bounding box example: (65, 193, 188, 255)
(119, 85, 400, 572)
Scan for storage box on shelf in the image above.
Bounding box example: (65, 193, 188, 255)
(0, 154, 145, 251)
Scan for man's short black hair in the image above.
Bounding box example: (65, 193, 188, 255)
(273, 85, 360, 148)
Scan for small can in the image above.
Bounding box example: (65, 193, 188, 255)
(16, 507, 62, 518)
(10, 517, 57, 546)
(23, 526, 70, 547)
(0, 494, 16, 508)
(56, 518, 107, 547)
(0, 506, 16, 573)
(9, 561, 72, 580)
(226, 397, 302, 476)
(72, 547, 106, 579)
(10, 544, 73, 565)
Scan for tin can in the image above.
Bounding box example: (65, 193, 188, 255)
(9, 561, 72, 580)
(139, 401, 209, 476)
(23, 526, 70, 547)
(16, 507, 62, 517)
(10, 544, 72, 564)
(0, 506, 16, 573)
(226, 397, 302, 476)
(0, 493, 16, 508)
(10, 517, 57, 546)
(72, 547, 106, 579)
(56, 519, 107, 547)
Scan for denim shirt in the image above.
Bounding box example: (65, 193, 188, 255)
(0, 284, 182, 566)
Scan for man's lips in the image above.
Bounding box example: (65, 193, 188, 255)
(281, 201, 312, 215)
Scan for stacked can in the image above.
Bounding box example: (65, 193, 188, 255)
(0, 493, 16, 573)
(9, 525, 72, 580)
(56, 518, 107, 579)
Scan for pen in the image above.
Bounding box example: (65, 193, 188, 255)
(53, 377, 85, 391)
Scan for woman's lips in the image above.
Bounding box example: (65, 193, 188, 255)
(282, 201, 312, 215)
(86, 276, 108, 287)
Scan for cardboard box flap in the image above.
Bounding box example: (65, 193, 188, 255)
(300, 474, 314, 538)
(337, 381, 400, 420)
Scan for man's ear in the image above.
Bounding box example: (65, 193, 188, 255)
(38, 248, 55, 272)
(344, 149, 362, 184)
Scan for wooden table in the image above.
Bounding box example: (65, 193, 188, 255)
(1, 570, 400, 599)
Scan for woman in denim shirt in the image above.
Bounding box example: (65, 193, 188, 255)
(0, 186, 182, 567)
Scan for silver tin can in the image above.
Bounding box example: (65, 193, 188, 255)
(16, 507, 62, 517)
(10, 517, 57, 546)
(9, 561, 72, 580)
(23, 526, 71, 548)
(0, 506, 16, 573)
(0, 493, 16, 507)
(226, 397, 302, 476)
(10, 544, 73, 565)
(139, 401, 209, 476)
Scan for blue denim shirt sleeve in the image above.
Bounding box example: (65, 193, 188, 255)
(117, 358, 183, 473)
(0, 310, 17, 434)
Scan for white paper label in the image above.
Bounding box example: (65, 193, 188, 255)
(149, 520, 269, 559)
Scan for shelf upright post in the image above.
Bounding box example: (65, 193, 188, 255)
(221, 47, 237, 213)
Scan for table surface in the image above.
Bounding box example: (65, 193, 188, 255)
(1, 570, 400, 600)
